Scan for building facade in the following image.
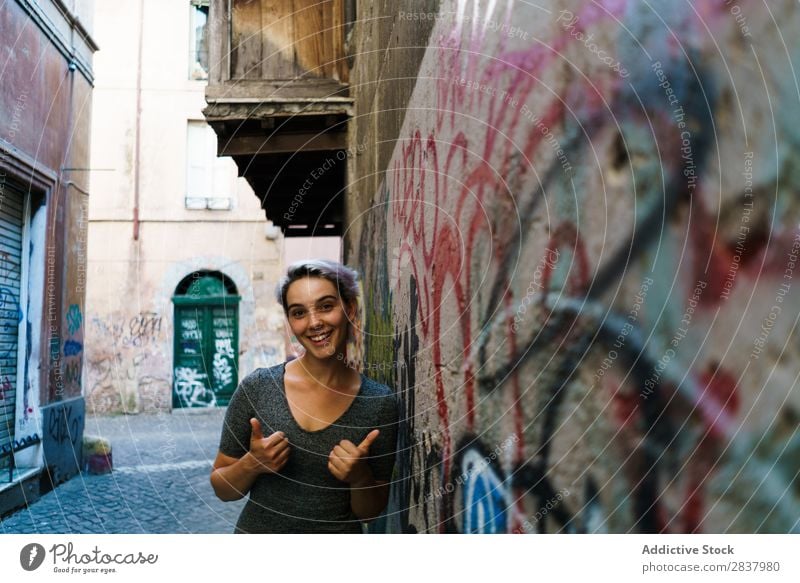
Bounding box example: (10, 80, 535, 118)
(0, 0, 96, 516)
(84, 0, 287, 414)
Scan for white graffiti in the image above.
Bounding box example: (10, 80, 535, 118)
(214, 338, 235, 358)
(181, 329, 201, 340)
(212, 353, 233, 387)
(174, 366, 216, 407)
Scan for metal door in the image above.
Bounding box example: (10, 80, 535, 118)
(0, 181, 24, 474)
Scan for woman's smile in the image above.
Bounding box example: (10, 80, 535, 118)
(308, 329, 334, 346)
(285, 276, 354, 359)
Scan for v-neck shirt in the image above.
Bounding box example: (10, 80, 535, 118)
(218, 362, 398, 533)
(281, 365, 364, 433)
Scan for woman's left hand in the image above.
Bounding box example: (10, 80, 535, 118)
(328, 429, 380, 486)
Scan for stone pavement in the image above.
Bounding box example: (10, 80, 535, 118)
(0, 408, 246, 534)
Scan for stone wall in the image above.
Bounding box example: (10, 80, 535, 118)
(347, 0, 800, 533)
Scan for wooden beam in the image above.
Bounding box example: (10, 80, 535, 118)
(205, 79, 350, 101)
(219, 132, 346, 155)
(208, 0, 228, 83)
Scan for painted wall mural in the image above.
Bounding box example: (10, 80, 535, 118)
(352, 0, 800, 532)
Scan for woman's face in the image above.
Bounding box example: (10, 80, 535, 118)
(285, 276, 353, 359)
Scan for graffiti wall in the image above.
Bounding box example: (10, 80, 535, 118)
(83, 255, 286, 414)
(85, 308, 171, 413)
(348, 0, 800, 532)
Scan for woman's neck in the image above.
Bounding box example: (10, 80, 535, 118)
(294, 351, 357, 391)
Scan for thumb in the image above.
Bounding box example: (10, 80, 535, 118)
(250, 418, 264, 441)
(358, 429, 380, 452)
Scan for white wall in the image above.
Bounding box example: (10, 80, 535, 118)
(86, 0, 285, 413)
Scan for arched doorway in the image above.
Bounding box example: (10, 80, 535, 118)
(172, 271, 240, 408)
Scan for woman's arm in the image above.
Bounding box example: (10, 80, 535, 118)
(328, 430, 391, 521)
(349, 475, 391, 521)
(348, 393, 398, 521)
(210, 419, 291, 501)
(210, 450, 263, 501)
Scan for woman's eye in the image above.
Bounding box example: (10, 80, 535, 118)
(291, 310, 305, 318)
(320, 304, 334, 311)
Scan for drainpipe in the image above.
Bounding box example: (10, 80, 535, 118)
(133, 0, 145, 241)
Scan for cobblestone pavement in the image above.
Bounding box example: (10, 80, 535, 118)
(0, 408, 246, 534)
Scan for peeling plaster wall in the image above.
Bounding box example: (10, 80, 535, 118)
(347, 0, 800, 533)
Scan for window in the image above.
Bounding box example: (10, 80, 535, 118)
(186, 121, 235, 210)
(189, 0, 209, 80)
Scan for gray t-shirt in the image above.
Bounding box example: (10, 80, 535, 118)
(218, 362, 397, 533)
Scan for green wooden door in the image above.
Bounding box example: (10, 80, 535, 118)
(172, 275, 239, 408)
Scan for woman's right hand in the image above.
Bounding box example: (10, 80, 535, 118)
(248, 418, 290, 474)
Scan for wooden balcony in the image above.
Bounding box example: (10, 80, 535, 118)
(204, 0, 354, 234)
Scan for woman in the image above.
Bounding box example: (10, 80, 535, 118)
(210, 259, 397, 533)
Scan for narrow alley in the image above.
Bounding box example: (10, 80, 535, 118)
(1, 410, 243, 534)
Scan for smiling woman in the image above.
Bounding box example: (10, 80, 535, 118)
(210, 259, 398, 533)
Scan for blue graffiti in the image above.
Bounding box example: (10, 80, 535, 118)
(461, 448, 508, 534)
(66, 304, 83, 336)
(0, 286, 22, 359)
(0, 286, 22, 321)
(180, 340, 201, 354)
(63, 340, 83, 357)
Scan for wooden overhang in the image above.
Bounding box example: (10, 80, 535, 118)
(203, 0, 354, 236)
(204, 81, 352, 235)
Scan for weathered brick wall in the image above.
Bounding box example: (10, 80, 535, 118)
(347, 0, 800, 533)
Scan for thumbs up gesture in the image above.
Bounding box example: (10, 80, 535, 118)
(248, 418, 290, 475)
(328, 429, 380, 486)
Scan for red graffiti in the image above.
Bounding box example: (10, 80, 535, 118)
(370, 0, 800, 533)
(390, 2, 626, 531)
